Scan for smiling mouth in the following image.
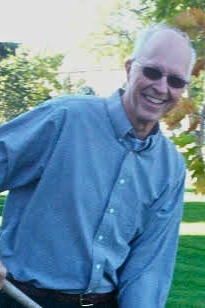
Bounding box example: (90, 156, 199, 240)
(143, 94, 167, 105)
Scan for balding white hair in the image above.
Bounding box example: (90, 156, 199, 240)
(131, 22, 197, 79)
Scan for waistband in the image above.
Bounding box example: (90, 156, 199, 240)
(7, 277, 117, 306)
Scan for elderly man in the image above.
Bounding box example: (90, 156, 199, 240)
(0, 23, 196, 307)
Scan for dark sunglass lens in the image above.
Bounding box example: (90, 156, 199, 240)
(168, 76, 186, 88)
(143, 67, 162, 80)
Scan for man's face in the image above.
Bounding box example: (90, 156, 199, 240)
(123, 30, 191, 125)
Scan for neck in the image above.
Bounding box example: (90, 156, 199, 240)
(131, 121, 156, 140)
(122, 93, 157, 140)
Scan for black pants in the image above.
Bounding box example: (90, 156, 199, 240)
(0, 290, 118, 308)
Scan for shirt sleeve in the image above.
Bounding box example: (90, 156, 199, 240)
(117, 170, 186, 308)
(0, 102, 64, 191)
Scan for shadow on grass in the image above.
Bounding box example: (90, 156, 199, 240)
(166, 235, 205, 308)
(183, 202, 205, 223)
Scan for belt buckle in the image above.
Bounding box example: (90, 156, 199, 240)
(80, 294, 94, 307)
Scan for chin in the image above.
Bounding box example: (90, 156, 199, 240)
(135, 108, 163, 124)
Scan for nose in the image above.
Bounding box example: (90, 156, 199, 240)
(153, 76, 169, 95)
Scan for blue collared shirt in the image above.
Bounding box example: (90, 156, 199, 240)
(0, 90, 185, 307)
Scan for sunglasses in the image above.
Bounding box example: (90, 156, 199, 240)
(134, 61, 188, 89)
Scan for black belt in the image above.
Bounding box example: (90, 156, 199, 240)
(7, 277, 117, 307)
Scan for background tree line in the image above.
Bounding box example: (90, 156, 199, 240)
(0, 43, 95, 123)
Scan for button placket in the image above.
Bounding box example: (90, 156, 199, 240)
(87, 153, 132, 292)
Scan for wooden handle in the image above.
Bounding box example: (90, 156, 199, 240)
(2, 279, 42, 308)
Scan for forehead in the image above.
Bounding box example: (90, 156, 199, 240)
(139, 30, 191, 76)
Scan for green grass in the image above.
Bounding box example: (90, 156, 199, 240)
(166, 236, 205, 308)
(183, 202, 205, 223)
(0, 195, 5, 216)
(0, 193, 205, 307)
(185, 188, 196, 193)
(166, 199, 205, 307)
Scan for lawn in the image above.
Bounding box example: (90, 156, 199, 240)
(0, 191, 205, 307)
(166, 190, 205, 308)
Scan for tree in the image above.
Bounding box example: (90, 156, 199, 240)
(0, 42, 20, 60)
(0, 48, 64, 122)
(76, 86, 95, 96)
(74, 79, 96, 95)
(61, 76, 96, 96)
(150, 3, 205, 194)
(84, 0, 155, 66)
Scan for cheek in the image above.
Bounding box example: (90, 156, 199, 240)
(164, 91, 183, 114)
(171, 89, 184, 103)
(130, 75, 149, 95)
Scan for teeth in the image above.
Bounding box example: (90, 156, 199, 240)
(145, 95, 164, 104)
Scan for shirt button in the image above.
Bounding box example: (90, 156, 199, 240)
(96, 264, 101, 270)
(119, 178, 125, 184)
(98, 235, 103, 241)
(109, 208, 115, 214)
(118, 138, 123, 143)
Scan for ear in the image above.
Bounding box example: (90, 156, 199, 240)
(125, 59, 133, 81)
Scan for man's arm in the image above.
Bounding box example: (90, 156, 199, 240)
(0, 102, 65, 291)
(117, 171, 186, 308)
(0, 103, 60, 283)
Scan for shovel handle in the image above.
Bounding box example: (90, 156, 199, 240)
(2, 279, 42, 308)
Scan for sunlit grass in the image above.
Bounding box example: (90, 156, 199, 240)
(182, 202, 205, 223)
(185, 188, 196, 193)
(180, 200, 205, 235)
(166, 235, 205, 308)
(167, 193, 205, 307)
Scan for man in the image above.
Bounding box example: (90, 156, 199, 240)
(0, 23, 196, 307)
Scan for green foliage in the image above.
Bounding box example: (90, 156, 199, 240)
(61, 75, 74, 94)
(0, 48, 64, 122)
(61, 77, 96, 96)
(0, 42, 20, 60)
(151, 0, 205, 20)
(84, 0, 155, 66)
(151, 2, 205, 58)
(172, 132, 205, 194)
(74, 79, 95, 95)
(76, 86, 95, 96)
(171, 133, 196, 147)
(189, 74, 204, 107)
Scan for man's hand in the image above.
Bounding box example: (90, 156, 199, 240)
(0, 259, 6, 289)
